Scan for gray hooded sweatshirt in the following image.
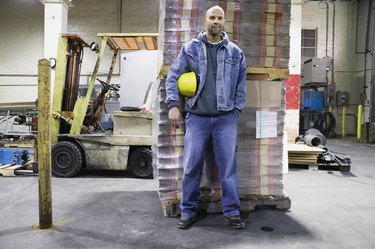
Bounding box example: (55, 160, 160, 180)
(185, 32, 229, 116)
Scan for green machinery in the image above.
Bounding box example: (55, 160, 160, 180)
(51, 33, 158, 178)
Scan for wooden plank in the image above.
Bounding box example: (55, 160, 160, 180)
(247, 67, 289, 79)
(289, 155, 320, 159)
(1, 164, 28, 177)
(99, 34, 158, 50)
(108, 37, 121, 50)
(289, 159, 317, 164)
(97, 33, 159, 38)
(144, 37, 157, 50)
(136, 37, 146, 50)
(125, 37, 140, 50)
(288, 144, 324, 153)
(0, 162, 33, 176)
(61, 34, 89, 47)
(0, 164, 14, 169)
(159, 65, 289, 80)
(112, 37, 130, 50)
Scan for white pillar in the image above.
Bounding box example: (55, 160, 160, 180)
(43, 0, 72, 90)
(285, 0, 302, 144)
(289, 1, 302, 76)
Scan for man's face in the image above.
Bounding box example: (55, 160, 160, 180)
(205, 8, 225, 37)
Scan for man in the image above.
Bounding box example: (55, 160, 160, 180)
(165, 5, 247, 229)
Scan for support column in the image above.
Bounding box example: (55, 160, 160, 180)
(285, 0, 302, 143)
(43, 0, 72, 91)
(38, 59, 52, 229)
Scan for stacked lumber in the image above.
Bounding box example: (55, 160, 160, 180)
(159, 0, 291, 68)
(288, 144, 324, 165)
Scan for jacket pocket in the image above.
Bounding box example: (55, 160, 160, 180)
(224, 57, 240, 65)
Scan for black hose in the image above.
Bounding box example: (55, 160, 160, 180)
(314, 111, 336, 138)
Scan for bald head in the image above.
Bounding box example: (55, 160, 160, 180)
(205, 5, 226, 42)
(206, 6, 225, 19)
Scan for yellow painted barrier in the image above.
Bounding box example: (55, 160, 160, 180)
(37, 59, 53, 229)
(357, 105, 362, 142)
(342, 105, 346, 138)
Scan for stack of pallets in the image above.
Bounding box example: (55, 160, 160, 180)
(154, 0, 292, 217)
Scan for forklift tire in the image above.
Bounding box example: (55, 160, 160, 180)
(52, 141, 83, 177)
(128, 147, 153, 179)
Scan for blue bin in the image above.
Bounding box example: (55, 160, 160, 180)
(0, 148, 29, 165)
(303, 91, 324, 111)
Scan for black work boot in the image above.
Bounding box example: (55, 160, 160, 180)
(177, 217, 196, 229)
(224, 215, 246, 229)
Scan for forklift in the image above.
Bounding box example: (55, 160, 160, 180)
(51, 33, 158, 178)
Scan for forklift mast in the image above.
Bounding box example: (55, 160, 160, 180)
(51, 33, 158, 144)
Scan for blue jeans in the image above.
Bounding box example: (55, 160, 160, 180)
(180, 112, 241, 218)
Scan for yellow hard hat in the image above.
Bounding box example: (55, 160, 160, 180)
(178, 72, 198, 97)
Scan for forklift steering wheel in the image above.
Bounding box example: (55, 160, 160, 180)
(96, 78, 119, 92)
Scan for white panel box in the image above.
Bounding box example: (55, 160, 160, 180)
(303, 57, 331, 84)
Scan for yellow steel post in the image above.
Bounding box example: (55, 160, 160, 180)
(329, 105, 333, 113)
(342, 105, 346, 138)
(37, 59, 53, 229)
(70, 36, 108, 135)
(357, 105, 363, 142)
(51, 35, 68, 145)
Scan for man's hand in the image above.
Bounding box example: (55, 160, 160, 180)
(169, 107, 182, 128)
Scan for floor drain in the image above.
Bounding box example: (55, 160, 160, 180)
(260, 226, 274, 232)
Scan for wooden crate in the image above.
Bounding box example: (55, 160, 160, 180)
(161, 195, 291, 217)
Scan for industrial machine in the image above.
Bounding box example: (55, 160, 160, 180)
(51, 33, 158, 178)
(300, 57, 336, 137)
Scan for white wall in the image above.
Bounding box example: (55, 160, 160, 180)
(0, 1, 44, 103)
(302, 1, 363, 135)
(0, 0, 159, 103)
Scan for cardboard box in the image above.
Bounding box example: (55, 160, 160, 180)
(113, 111, 152, 135)
(246, 80, 282, 108)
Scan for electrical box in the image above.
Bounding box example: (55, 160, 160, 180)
(303, 91, 324, 110)
(336, 91, 349, 106)
(303, 58, 331, 84)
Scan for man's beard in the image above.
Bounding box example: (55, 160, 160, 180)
(207, 25, 223, 37)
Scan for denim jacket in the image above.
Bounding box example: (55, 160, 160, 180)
(166, 31, 247, 112)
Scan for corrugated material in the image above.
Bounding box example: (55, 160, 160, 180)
(152, 79, 288, 203)
(159, 0, 291, 67)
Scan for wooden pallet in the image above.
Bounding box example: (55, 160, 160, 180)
(289, 163, 351, 172)
(159, 65, 289, 80)
(0, 161, 34, 177)
(161, 196, 291, 217)
(289, 163, 318, 171)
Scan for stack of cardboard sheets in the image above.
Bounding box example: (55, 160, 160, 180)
(152, 80, 289, 204)
(159, 0, 291, 68)
(288, 144, 324, 165)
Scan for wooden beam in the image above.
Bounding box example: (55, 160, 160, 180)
(159, 65, 289, 80)
(37, 59, 53, 229)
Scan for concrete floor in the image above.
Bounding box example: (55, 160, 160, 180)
(0, 137, 375, 249)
